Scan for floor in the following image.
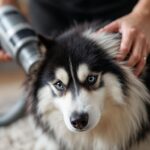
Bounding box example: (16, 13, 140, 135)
(0, 116, 37, 150)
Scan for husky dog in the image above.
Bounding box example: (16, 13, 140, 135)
(27, 23, 150, 150)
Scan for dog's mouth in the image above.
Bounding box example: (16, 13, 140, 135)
(72, 126, 90, 132)
(68, 123, 90, 133)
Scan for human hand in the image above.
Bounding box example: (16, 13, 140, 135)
(0, 49, 12, 61)
(98, 12, 150, 76)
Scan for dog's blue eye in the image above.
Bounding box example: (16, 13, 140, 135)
(54, 81, 65, 91)
(86, 75, 97, 85)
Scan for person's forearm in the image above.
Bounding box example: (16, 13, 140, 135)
(132, 0, 150, 18)
(0, 0, 17, 6)
(132, 0, 150, 54)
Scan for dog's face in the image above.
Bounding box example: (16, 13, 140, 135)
(34, 30, 127, 133)
(44, 64, 105, 132)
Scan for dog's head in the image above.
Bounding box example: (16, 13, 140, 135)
(31, 27, 131, 133)
(30, 25, 148, 135)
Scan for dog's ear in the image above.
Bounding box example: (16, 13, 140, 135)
(38, 34, 56, 52)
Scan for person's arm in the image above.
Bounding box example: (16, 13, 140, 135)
(0, 0, 17, 61)
(99, 0, 150, 76)
(0, 0, 17, 5)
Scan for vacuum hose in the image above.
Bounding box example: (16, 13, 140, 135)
(0, 5, 41, 126)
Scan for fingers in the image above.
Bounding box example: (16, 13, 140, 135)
(97, 20, 149, 76)
(117, 28, 135, 60)
(127, 33, 145, 67)
(98, 21, 120, 33)
(0, 50, 12, 62)
(134, 43, 148, 76)
(125, 33, 149, 76)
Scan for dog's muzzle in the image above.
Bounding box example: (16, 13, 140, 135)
(70, 112, 89, 130)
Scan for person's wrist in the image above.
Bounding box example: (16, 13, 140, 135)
(132, 0, 150, 19)
(132, 6, 150, 20)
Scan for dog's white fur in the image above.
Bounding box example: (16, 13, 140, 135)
(77, 64, 90, 82)
(55, 68, 69, 85)
(83, 29, 121, 58)
(34, 31, 150, 150)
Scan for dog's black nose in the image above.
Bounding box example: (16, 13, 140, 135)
(70, 112, 89, 130)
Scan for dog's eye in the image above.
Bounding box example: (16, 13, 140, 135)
(54, 81, 65, 91)
(86, 75, 97, 86)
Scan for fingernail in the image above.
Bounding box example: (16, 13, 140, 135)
(133, 70, 139, 77)
(6, 56, 12, 61)
(127, 60, 134, 67)
(7, 55, 12, 59)
(134, 73, 139, 77)
(99, 28, 103, 31)
(8, 57, 12, 61)
(5, 53, 12, 57)
(120, 45, 128, 53)
(116, 54, 123, 61)
(97, 28, 104, 33)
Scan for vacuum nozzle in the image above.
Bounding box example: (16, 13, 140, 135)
(0, 5, 41, 74)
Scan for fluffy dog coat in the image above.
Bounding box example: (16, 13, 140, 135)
(27, 23, 150, 150)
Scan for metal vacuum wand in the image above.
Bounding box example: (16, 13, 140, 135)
(0, 5, 41, 126)
(0, 5, 41, 74)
